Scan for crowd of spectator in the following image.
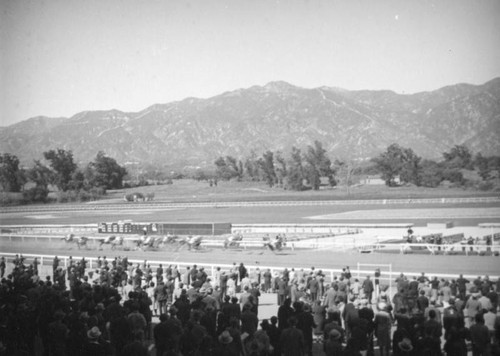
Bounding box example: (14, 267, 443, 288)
(0, 253, 500, 356)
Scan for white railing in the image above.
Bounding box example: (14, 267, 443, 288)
(1, 196, 498, 213)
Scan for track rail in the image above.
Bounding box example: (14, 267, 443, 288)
(1, 252, 497, 285)
(2, 196, 499, 214)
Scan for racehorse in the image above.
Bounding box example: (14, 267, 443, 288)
(177, 235, 203, 251)
(263, 234, 286, 253)
(62, 234, 89, 250)
(157, 234, 180, 248)
(99, 235, 124, 250)
(133, 235, 163, 250)
(223, 232, 243, 249)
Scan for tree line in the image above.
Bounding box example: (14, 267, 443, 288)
(213, 141, 337, 190)
(0, 149, 127, 203)
(212, 142, 500, 191)
(2, 142, 499, 204)
(372, 143, 500, 189)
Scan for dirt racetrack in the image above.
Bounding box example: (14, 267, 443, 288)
(1, 237, 498, 278)
(2, 200, 499, 277)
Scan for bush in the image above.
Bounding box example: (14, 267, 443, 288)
(477, 181, 494, 191)
(0, 192, 20, 206)
(22, 186, 49, 203)
(56, 188, 105, 203)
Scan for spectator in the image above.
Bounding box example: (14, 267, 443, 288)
(362, 276, 374, 304)
(214, 330, 239, 356)
(374, 303, 392, 356)
(466, 294, 482, 327)
(121, 330, 148, 356)
(470, 313, 491, 356)
(82, 326, 107, 356)
(279, 316, 305, 356)
(324, 329, 343, 355)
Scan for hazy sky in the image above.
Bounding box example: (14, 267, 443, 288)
(1, 0, 499, 126)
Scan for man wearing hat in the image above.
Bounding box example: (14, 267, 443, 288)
(324, 329, 343, 355)
(397, 338, 413, 355)
(48, 310, 69, 356)
(82, 326, 106, 356)
(214, 330, 239, 356)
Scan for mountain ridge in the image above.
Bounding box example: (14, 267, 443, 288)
(1, 78, 499, 168)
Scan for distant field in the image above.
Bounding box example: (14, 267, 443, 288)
(104, 179, 498, 204)
(2, 179, 497, 206)
(1, 180, 499, 226)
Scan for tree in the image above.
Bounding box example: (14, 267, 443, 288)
(372, 144, 422, 186)
(43, 149, 77, 191)
(244, 151, 260, 181)
(26, 160, 52, 189)
(419, 159, 443, 187)
(334, 159, 358, 196)
(287, 147, 305, 190)
(443, 145, 473, 169)
(0, 153, 23, 192)
(274, 151, 287, 186)
(474, 153, 490, 180)
(474, 153, 500, 181)
(399, 147, 422, 186)
(86, 151, 127, 189)
(215, 156, 239, 180)
(225, 156, 243, 181)
(257, 151, 277, 187)
(68, 170, 86, 191)
(304, 141, 335, 190)
(371, 144, 405, 186)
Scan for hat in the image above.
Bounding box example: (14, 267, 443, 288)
(87, 326, 101, 340)
(329, 329, 341, 341)
(378, 302, 387, 311)
(398, 338, 413, 352)
(96, 303, 105, 311)
(218, 331, 233, 344)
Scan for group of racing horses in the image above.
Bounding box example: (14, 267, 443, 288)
(61, 233, 203, 251)
(62, 232, 287, 252)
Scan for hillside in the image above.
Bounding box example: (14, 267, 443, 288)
(1, 78, 499, 168)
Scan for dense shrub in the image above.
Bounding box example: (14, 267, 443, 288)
(477, 181, 494, 191)
(0, 192, 19, 206)
(22, 187, 49, 203)
(56, 188, 105, 202)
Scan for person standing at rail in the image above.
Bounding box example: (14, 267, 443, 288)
(362, 276, 374, 304)
(52, 255, 60, 280)
(0, 256, 5, 278)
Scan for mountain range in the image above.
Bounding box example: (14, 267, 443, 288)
(1, 78, 499, 169)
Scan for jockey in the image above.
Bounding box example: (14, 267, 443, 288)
(104, 235, 115, 244)
(189, 235, 202, 249)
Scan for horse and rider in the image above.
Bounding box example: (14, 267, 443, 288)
(223, 232, 243, 249)
(62, 233, 89, 250)
(99, 235, 124, 250)
(177, 235, 203, 251)
(263, 233, 286, 252)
